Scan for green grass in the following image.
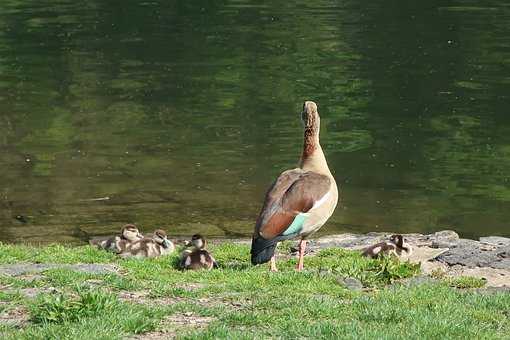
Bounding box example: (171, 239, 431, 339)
(0, 242, 509, 339)
(0, 243, 117, 264)
(447, 276, 487, 289)
(29, 289, 120, 324)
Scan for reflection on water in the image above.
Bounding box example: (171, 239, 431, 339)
(1, 0, 510, 243)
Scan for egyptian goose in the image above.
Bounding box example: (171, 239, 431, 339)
(251, 101, 338, 271)
(92, 224, 143, 253)
(179, 234, 218, 270)
(119, 229, 174, 258)
(362, 234, 413, 259)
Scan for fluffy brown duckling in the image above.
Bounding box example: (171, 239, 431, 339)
(179, 234, 218, 270)
(91, 224, 143, 254)
(120, 229, 175, 258)
(362, 234, 413, 259)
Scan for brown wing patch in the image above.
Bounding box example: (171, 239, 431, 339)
(260, 211, 296, 239)
(256, 170, 331, 240)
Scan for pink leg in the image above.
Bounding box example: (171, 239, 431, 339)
(269, 255, 278, 272)
(296, 239, 307, 271)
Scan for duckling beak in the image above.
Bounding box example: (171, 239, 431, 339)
(137, 232, 143, 239)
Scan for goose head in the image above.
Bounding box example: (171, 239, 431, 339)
(301, 101, 320, 131)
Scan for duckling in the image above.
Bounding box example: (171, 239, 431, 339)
(389, 234, 413, 257)
(362, 234, 412, 259)
(179, 234, 218, 270)
(92, 224, 143, 253)
(120, 229, 175, 258)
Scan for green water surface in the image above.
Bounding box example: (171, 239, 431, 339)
(1, 0, 510, 243)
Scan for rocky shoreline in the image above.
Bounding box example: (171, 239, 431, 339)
(303, 230, 510, 288)
(1, 230, 509, 288)
(206, 230, 510, 288)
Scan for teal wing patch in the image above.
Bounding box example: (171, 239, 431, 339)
(282, 213, 307, 236)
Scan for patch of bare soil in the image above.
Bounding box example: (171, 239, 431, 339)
(449, 266, 510, 288)
(3, 287, 59, 299)
(168, 312, 215, 328)
(17, 274, 45, 282)
(173, 283, 205, 291)
(0, 306, 29, 327)
(129, 313, 215, 340)
(129, 329, 176, 340)
(117, 287, 249, 312)
(117, 291, 186, 306)
(118, 291, 151, 304)
(20, 287, 59, 298)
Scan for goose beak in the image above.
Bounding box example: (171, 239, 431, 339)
(163, 238, 172, 249)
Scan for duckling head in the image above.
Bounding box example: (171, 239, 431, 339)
(191, 234, 206, 249)
(154, 229, 172, 249)
(390, 234, 404, 247)
(390, 234, 412, 254)
(121, 224, 143, 242)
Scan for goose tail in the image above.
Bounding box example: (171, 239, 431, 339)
(250, 234, 295, 265)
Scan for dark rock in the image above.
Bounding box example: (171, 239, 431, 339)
(318, 268, 333, 277)
(437, 240, 510, 270)
(497, 247, 510, 259)
(431, 241, 457, 249)
(426, 230, 460, 245)
(314, 233, 387, 251)
(491, 259, 510, 270)
(338, 277, 363, 291)
(479, 236, 510, 247)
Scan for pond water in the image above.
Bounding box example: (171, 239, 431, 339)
(1, 0, 510, 243)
